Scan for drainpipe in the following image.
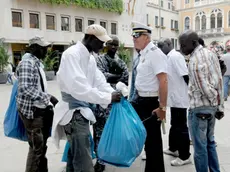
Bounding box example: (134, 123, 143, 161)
(159, 0, 162, 39)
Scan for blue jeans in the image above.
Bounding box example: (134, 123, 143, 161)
(64, 110, 94, 172)
(188, 106, 220, 172)
(224, 76, 230, 99)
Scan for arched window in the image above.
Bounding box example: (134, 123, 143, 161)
(195, 16, 200, 30)
(217, 13, 222, 28)
(211, 14, 215, 28)
(185, 17, 190, 30)
(201, 15, 206, 30)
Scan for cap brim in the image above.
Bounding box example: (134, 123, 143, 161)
(96, 35, 112, 43)
(39, 41, 51, 47)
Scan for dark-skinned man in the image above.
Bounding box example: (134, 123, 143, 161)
(158, 38, 191, 166)
(52, 24, 121, 172)
(131, 21, 168, 172)
(93, 35, 129, 172)
(179, 30, 223, 172)
(17, 36, 58, 172)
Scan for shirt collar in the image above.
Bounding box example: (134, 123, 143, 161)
(140, 42, 154, 56)
(167, 49, 176, 57)
(190, 45, 203, 58)
(76, 41, 90, 58)
(104, 53, 119, 60)
(30, 53, 41, 66)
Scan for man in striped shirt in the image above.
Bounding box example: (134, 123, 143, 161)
(179, 30, 223, 172)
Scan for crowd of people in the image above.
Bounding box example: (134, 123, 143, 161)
(13, 21, 228, 172)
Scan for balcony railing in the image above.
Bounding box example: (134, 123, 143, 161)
(197, 28, 225, 36)
(194, 0, 225, 7)
(194, 0, 207, 7)
(210, 0, 224, 4)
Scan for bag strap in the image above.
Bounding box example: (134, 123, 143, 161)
(37, 66, 45, 92)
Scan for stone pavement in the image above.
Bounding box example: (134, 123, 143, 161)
(0, 81, 230, 172)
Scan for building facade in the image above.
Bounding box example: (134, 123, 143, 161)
(0, 0, 148, 65)
(178, 0, 230, 47)
(146, 0, 180, 49)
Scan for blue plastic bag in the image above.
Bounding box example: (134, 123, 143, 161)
(62, 134, 96, 162)
(97, 97, 147, 167)
(3, 80, 27, 141)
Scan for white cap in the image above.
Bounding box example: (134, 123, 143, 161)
(131, 21, 152, 34)
(86, 24, 112, 43)
(29, 36, 51, 47)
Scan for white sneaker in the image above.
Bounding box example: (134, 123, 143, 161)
(163, 149, 179, 157)
(171, 157, 192, 166)
(141, 153, 146, 160)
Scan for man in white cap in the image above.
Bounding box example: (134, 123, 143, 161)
(131, 21, 168, 172)
(17, 36, 58, 172)
(52, 24, 121, 172)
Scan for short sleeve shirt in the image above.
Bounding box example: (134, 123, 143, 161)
(135, 42, 168, 92)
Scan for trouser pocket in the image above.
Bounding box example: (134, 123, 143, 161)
(196, 113, 211, 120)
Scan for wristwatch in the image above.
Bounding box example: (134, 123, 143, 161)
(159, 106, 167, 112)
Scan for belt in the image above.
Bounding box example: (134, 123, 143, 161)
(138, 91, 158, 97)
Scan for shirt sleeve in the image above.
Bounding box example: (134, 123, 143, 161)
(150, 49, 168, 75)
(172, 53, 188, 77)
(59, 52, 112, 105)
(96, 55, 120, 81)
(118, 59, 129, 86)
(94, 67, 114, 93)
(17, 60, 50, 105)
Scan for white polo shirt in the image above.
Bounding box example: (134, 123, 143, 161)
(167, 49, 189, 108)
(135, 42, 168, 93)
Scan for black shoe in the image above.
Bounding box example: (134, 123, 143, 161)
(94, 162, 105, 172)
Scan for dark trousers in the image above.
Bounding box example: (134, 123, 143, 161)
(169, 107, 191, 160)
(20, 108, 52, 172)
(64, 110, 94, 172)
(132, 96, 165, 172)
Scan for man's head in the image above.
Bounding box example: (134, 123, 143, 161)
(131, 21, 152, 50)
(29, 36, 51, 59)
(198, 37, 205, 47)
(179, 30, 199, 55)
(106, 35, 119, 56)
(157, 38, 173, 55)
(83, 24, 111, 53)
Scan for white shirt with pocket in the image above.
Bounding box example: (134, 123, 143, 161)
(135, 42, 168, 93)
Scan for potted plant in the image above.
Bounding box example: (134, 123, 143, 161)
(43, 49, 59, 81)
(161, 26, 166, 29)
(171, 28, 175, 31)
(175, 29, 179, 33)
(117, 43, 131, 68)
(155, 25, 160, 28)
(0, 45, 10, 84)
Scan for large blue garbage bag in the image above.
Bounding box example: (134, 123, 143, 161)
(3, 80, 27, 141)
(97, 97, 147, 167)
(62, 134, 96, 162)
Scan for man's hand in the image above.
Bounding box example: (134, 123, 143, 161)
(49, 95, 59, 107)
(215, 110, 224, 120)
(111, 91, 122, 103)
(152, 108, 166, 121)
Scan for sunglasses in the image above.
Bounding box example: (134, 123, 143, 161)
(132, 32, 148, 38)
